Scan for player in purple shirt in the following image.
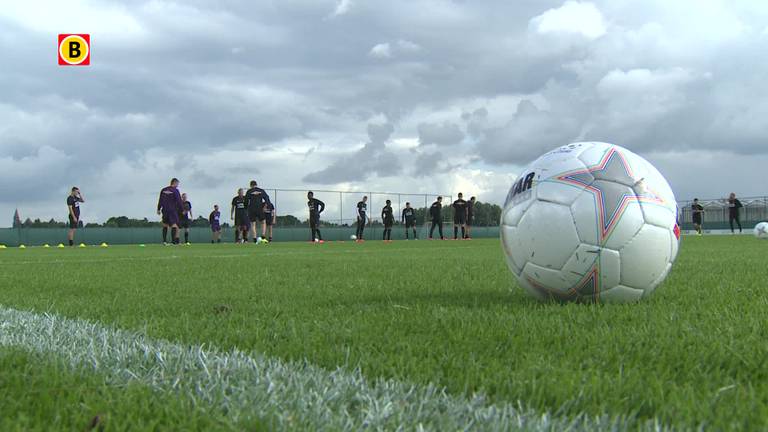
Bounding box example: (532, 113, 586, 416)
(157, 178, 184, 245)
(66, 186, 85, 247)
(209, 204, 222, 243)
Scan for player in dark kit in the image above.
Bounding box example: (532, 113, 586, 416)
(401, 202, 417, 239)
(381, 200, 394, 241)
(246, 180, 271, 243)
(429, 196, 444, 240)
(466, 196, 476, 239)
(691, 198, 704, 236)
(727, 192, 743, 234)
(263, 201, 276, 242)
(452, 193, 468, 240)
(355, 196, 370, 241)
(66, 187, 85, 246)
(157, 178, 184, 245)
(209, 204, 222, 243)
(179, 193, 193, 245)
(231, 188, 249, 244)
(307, 191, 325, 242)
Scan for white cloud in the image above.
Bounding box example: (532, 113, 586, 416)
(530, 1, 607, 40)
(330, 0, 353, 17)
(369, 42, 392, 59)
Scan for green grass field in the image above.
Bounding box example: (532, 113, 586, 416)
(0, 236, 767, 430)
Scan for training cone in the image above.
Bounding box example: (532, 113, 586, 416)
(0, 245, 7, 249)
(139, 244, 146, 247)
(57, 243, 65, 248)
(100, 243, 108, 248)
(79, 243, 87, 248)
(19, 245, 26, 249)
(43, 244, 50, 248)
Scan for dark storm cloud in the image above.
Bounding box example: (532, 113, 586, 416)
(302, 122, 400, 184)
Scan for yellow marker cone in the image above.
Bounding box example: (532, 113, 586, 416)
(79, 243, 87, 248)
(0, 245, 7, 249)
(43, 244, 50, 248)
(57, 243, 65, 248)
(100, 243, 108, 248)
(18, 245, 26, 249)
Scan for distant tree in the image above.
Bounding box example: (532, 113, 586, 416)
(12, 209, 21, 228)
(191, 216, 209, 227)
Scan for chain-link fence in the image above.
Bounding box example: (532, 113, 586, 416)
(677, 196, 768, 230)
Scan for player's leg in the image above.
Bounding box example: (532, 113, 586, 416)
(429, 221, 435, 239)
(461, 223, 465, 239)
(184, 226, 190, 244)
(412, 224, 417, 239)
(438, 221, 443, 239)
(453, 221, 459, 239)
(316, 217, 322, 241)
(162, 225, 168, 243)
(729, 215, 735, 233)
(736, 214, 742, 233)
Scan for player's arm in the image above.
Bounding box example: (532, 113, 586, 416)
(272, 208, 277, 225)
(68, 203, 77, 221)
(401, 209, 406, 223)
(78, 191, 85, 203)
(261, 189, 271, 205)
(157, 191, 163, 215)
(318, 200, 325, 214)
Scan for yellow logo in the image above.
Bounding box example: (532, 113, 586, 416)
(58, 34, 90, 66)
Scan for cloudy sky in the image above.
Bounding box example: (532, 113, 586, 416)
(2, 0, 768, 226)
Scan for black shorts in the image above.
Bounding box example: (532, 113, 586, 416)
(310, 215, 320, 228)
(249, 208, 264, 222)
(235, 213, 249, 229)
(384, 217, 394, 228)
(68, 215, 78, 229)
(264, 216, 274, 226)
(692, 214, 702, 225)
(180, 218, 190, 229)
(466, 214, 474, 226)
(405, 219, 416, 228)
(454, 215, 466, 225)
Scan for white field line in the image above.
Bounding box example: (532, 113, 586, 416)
(0, 306, 659, 431)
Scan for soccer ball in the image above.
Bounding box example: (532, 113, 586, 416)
(754, 222, 768, 239)
(351, 235, 357, 240)
(500, 142, 680, 303)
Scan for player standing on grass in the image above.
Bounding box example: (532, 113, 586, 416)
(429, 196, 444, 240)
(157, 178, 184, 245)
(209, 205, 222, 243)
(231, 188, 249, 243)
(381, 200, 394, 241)
(727, 192, 743, 234)
(452, 193, 468, 240)
(179, 193, 193, 245)
(355, 196, 370, 241)
(263, 201, 276, 242)
(691, 198, 704, 236)
(66, 187, 84, 247)
(246, 180, 271, 243)
(401, 202, 417, 239)
(466, 196, 476, 239)
(307, 191, 325, 242)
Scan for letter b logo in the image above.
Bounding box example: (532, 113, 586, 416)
(58, 34, 90, 66)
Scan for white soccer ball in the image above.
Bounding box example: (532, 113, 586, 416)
(754, 222, 768, 239)
(256, 236, 263, 244)
(500, 142, 680, 303)
(351, 234, 357, 240)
